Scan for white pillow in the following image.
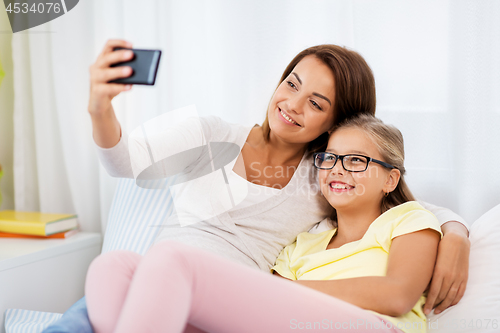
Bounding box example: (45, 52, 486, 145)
(4, 309, 62, 333)
(101, 177, 176, 255)
(427, 203, 500, 332)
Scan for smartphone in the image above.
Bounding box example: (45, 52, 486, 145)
(109, 48, 162, 85)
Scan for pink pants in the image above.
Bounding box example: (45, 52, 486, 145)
(85, 241, 403, 333)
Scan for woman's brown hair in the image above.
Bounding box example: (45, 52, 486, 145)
(328, 114, 416, 226)
(261, 44, 377, 154)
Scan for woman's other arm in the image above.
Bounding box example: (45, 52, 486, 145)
(423, 221, 470, 314)
(418, 200, 470, 315)
(294, 229, 441, 317)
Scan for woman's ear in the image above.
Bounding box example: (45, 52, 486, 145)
(383, 169, 401, 194)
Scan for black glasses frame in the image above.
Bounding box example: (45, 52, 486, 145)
(313, 152, 396, 172)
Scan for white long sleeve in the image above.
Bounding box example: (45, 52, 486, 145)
(95, 130, 134, 178)
(94, 114, 223, 180)
(418, 200, 469, 232)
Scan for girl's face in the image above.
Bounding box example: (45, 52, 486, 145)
(267, 55, 336, 144)
(318, 127, 400, 213)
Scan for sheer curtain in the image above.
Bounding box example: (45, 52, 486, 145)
(11, 0, 500, 233)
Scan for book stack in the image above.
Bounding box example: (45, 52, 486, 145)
(0, 210, 79, 239)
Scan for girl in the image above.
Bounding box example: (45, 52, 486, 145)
(86, 114, 439, 333)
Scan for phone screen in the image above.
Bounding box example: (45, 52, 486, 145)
(109, 48, 162, 85)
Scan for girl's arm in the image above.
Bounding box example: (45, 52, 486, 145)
(289, 228, 441, 317)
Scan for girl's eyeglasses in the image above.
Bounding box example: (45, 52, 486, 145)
(313, 152, 396, 172)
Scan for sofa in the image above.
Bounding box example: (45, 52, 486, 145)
(4, 177, 500, 332)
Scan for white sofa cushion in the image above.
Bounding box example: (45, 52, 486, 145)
(427, 204, 500, 332)
(101, 178, 176, 255)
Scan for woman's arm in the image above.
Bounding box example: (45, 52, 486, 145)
(423, 221, 470, 314)
(88, 39, 134, 148)
(418, 201, 471, 314)
(87, 39, 135, 178)
(293, 229, 441, 317)
(89, 41, 221, 180)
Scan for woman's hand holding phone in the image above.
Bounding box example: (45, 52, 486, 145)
(88, 39, 134, 116)
(88, 39, 134, 148)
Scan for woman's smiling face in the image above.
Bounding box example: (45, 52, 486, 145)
(267, 55, 336, 144)
(318, 127, 399, 213)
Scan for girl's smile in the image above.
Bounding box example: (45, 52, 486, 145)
(328, 180, 355, 192)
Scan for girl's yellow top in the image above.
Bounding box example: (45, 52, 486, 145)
(272, 201, 442, 333)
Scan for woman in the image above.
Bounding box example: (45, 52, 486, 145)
(88, 40, 469, 319)
(86, 115, 440, 333)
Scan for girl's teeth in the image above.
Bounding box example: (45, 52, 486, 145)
(330, 184, 351, 189)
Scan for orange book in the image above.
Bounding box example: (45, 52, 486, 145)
(0, 228, 80, 239)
